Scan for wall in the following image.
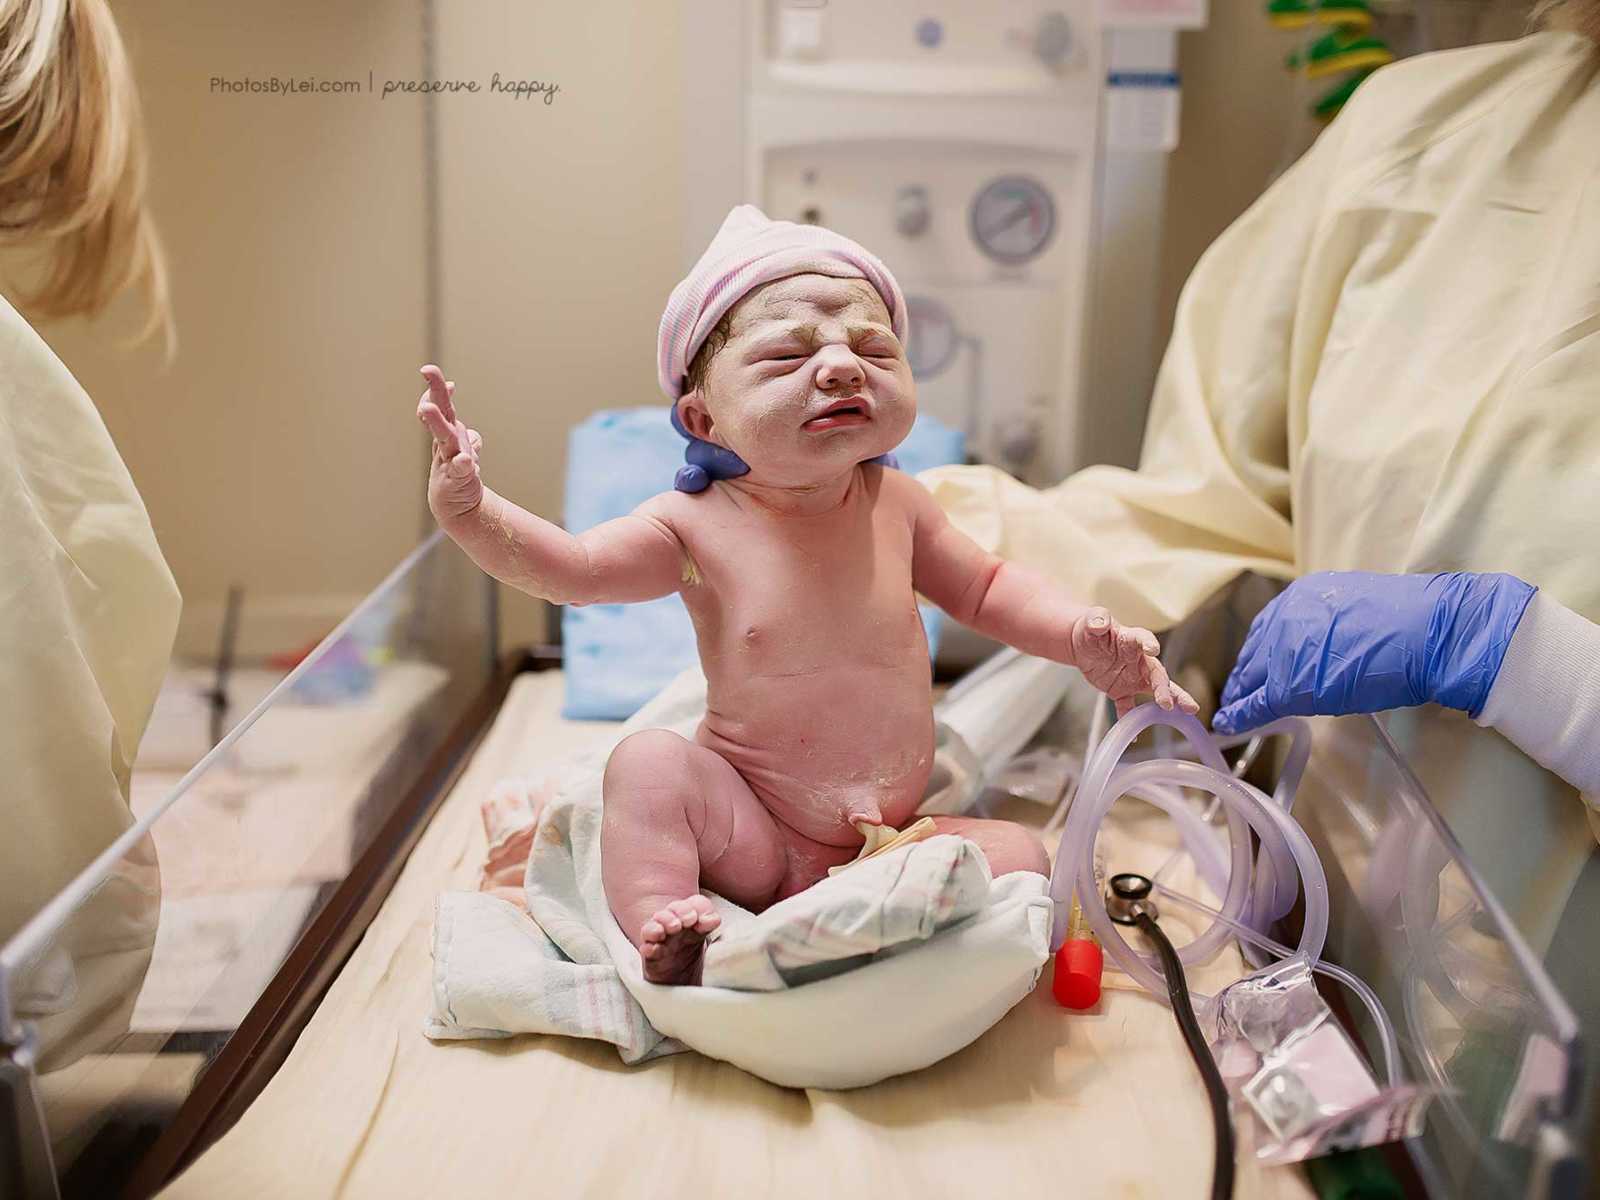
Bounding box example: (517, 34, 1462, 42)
(432, 1, 686, 652)
(34, 0, 430, 659)
(28, 0, 685, 660)
(1155, 3, 1305, 362)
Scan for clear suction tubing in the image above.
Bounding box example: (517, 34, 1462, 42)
(1049, 704, 1421, 1168)
(1049, 703, 1327, 1002)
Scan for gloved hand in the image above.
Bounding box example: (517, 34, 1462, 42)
(1212, 570, 1537, 735)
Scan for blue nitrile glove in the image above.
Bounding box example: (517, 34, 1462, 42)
(1212, 570, 1537, 735)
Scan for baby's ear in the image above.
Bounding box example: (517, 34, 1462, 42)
(676, 392, 716, 442)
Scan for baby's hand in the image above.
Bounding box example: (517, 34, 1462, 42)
(1069, 608, 1200, 720)
(417, 364, 484, 520)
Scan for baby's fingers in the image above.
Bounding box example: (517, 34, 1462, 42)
(447, 444, 477, 479)
(1170, 680, 1201, 715)
(1116, 626, 1146, 660)
(420, 364, 458, 424)
(417, 400, 460, 453)
(1143, 654, 1178, 711)
(1139, 658, 1200, 715)
(1072, 607, 1114, 656)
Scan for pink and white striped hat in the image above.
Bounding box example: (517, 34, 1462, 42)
(657, 204, 908, 399)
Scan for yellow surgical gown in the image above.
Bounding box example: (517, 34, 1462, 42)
(1, 292, 180, 1066)
(923, 31, 1600, 944)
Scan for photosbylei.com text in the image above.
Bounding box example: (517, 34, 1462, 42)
(208, 73, 560, 104)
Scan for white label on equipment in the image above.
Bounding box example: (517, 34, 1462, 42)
(1100, 0, 1208, 30)
(1105, 72, 1181, 151)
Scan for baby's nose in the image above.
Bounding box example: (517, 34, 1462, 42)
(813, 347, 864, 390)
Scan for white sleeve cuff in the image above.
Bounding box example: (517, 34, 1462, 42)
(1475, 592, 1600, 803)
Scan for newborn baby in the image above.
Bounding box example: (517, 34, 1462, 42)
(417, 205, 1196, 985)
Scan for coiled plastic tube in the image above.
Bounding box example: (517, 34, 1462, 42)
(1049, 705, 1330, 1003)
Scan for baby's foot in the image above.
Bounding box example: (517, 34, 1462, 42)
(639, 895, 721, 985)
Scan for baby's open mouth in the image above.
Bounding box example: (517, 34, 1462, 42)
(803, 398, 870, 430)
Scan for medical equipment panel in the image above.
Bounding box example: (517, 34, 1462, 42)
(684, 0, 1188, 482)
(750, 0, 1100, 481)
(763, 143, 1080, 465)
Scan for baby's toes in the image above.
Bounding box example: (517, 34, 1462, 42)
(691, 906, 721, 934)
(638, 897, 717, 985)
(670, 895, 720, 933)
(656, 906, 687, 936)
(664, 898, 701, 927)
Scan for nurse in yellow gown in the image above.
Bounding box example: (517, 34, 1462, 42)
(1, 0, 180, 1065)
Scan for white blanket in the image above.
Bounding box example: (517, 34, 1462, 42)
(425, 667, 1052, 1089)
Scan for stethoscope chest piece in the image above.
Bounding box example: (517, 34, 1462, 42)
(1107, 872, 1158, 926)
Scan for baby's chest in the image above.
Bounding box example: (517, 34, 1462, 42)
(683, 510, 920, 639)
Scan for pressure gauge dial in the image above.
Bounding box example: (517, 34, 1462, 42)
(905, 295, 959, 380)
(969, 175, 1056, 266)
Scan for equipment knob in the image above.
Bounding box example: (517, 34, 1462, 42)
(1034, 11, 1072, 67)
(894, 185, 931, 237)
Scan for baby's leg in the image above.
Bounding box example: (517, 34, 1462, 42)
(925, 816, 1050, 878)
(601, 729, 788, 984)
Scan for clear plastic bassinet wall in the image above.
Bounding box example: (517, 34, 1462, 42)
(1, 531, 500, 1200)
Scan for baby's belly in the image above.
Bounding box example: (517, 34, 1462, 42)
(697, 662, 936, 847)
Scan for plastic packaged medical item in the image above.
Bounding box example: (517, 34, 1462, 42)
(987, 747, 1080, 808)
(923, 648, 1076, 817)
(936, 650, 1074, 780)
(1206, 960, 1429, 1164)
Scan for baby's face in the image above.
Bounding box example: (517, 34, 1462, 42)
(680, 274, 915, 487)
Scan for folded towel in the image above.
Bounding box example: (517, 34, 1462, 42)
(702, 834, 990, 992)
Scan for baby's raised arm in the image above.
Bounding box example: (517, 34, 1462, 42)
(416, 365, 685, 605)
(900, 472, 1196, 717)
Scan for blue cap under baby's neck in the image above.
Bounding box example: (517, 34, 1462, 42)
(668, 404, 898, 494)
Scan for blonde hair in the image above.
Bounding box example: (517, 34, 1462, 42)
(0, 0, 172, 351)
(1534, 0, 1600, 39)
